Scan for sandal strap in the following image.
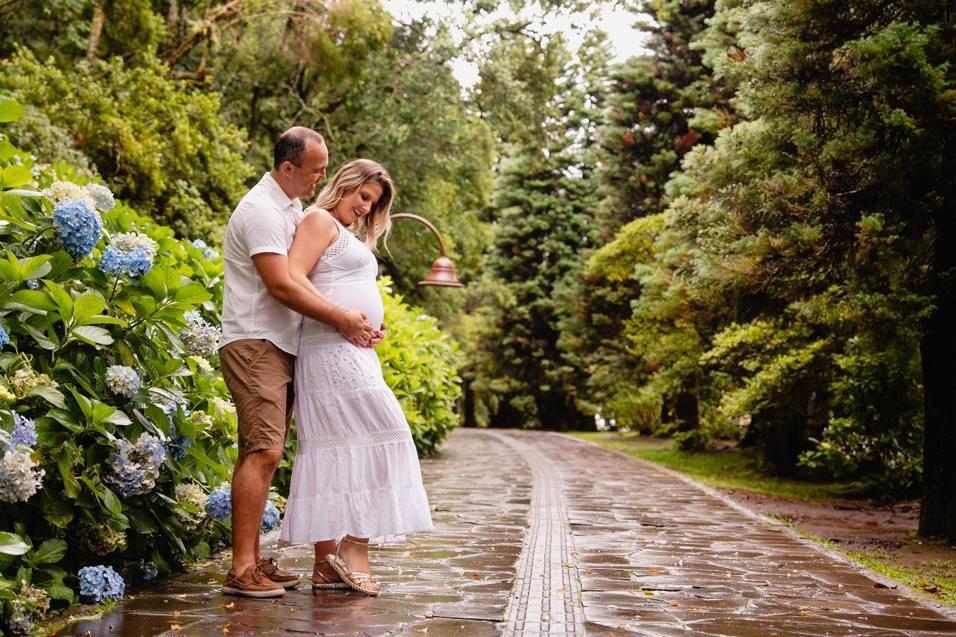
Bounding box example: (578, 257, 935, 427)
(339, 537, 368, 546)
(312, 564, 338, 584)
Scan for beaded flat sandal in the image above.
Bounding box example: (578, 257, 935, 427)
(324, 537, 381, 596)
(311, 559, 348, 590)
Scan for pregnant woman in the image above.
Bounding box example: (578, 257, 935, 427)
(280, 159, 433, 595)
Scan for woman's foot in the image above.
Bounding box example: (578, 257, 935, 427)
(311, 560, 347, 590)
(326, 536, 381, 596)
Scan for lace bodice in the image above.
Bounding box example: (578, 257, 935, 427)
(299, 213, 383, 343)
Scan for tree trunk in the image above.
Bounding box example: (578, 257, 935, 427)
(755, 406, 807, 477)
(462, 378, 477, 428)
(674, 388, 700, 432)
(87, 0, 106, 63)
(165, 0, 179, 49)
(919, 191, 956, 541)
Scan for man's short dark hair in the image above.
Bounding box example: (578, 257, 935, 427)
(273, 127, 325, 169)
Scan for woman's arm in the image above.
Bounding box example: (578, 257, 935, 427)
(288, 210, 337, 299)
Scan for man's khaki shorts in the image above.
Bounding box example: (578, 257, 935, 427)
(219, 339, 294, 456)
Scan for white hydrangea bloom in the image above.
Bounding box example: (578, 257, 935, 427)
(175, 482, 209, 532)
(0, 449, 44, 502)
(85, 183, 116, 211)
(210, 396, 235, 416)
(105, 365, 141, 398)
(43, 181, 95, 206)
(190, 356, 213, 373)
(112, 232, 157, 259)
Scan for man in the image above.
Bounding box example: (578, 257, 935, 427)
(218, 127, 378, 597)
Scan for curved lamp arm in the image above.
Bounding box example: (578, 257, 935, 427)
(389, 212, 463, 287)
(390, 213, 449, 257)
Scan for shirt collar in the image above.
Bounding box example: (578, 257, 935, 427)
(261, 172, 303, 214)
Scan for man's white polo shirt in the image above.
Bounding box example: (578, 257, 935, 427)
(219, 172, 305, 356)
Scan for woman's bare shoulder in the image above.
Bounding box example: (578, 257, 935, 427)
(299, 207, 339, 236)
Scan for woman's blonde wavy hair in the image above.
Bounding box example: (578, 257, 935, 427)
(307, 159, 395, 250)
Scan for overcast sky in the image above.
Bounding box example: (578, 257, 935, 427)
(379, 1, 649, 89)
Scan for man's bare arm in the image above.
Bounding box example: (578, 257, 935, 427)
(252, 252, 373, 346)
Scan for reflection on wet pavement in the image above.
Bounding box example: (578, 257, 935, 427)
(58, 430, 956, 636)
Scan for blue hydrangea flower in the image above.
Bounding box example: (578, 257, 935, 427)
(105, 365, 140, 398)
(261, 500, 280, 532)
(191, 239, 218, 259)
(105, 433, 165, 498)
(53, 199, 102, 260)
(135, 559, 158, 583)
(78, 565, 125, 603)
(98, 246, 153, 278)
(180, 311, 220, 356)
(25, 280, 40, 290)
(0, 449, 44, 503)
(206, 488, 232, 520)
(0, 326, 9, 349)
(9, 413, 36, 449)
(164, 422, 189, 459)
(85, 183, 115, 211)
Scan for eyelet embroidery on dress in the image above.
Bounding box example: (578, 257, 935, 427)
(322, 229, 351, 260)
(296, 428, 413, 453)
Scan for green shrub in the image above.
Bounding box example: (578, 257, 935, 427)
(378, 278, 461, 456)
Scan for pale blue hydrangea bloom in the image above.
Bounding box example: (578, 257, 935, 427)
(0, 449, 44, 502)
(98, 246, 153, 278)
(191, 239, 218, 259)
(206, 488, 232, 520)
(180, 311, 220, 356)
(53, 199, 102, 260)
(78, 565, 125, 603)
(106, 433, 165, 498)
(0, 326, 8, 349)
(261, 500, 281, 532)
(9, 413, 37, 449)
(85, 183, 115, 211)
(105, 365, 140, 398)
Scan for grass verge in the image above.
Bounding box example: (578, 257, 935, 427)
(567, 431, 851, 501)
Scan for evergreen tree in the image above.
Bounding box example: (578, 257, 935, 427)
(594, 0, 724, 238)
(560, 0, 732, 436)
(469, 32, 608, 429)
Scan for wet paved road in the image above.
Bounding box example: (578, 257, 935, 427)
(62, 429, 956, 636)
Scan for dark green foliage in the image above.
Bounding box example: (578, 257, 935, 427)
(594, 0, 724, 238)
(0, 50, 253, 239)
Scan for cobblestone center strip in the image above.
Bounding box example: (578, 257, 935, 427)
(489, 431, 587, 635)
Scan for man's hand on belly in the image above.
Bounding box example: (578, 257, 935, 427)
(339, 308, 375, 346)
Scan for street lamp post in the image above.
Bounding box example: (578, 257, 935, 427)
(390, 213, 464, 287)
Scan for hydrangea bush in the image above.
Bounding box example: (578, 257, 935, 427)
(0, 100, 239, 630)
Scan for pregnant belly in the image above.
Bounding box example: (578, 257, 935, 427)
(332, 283, 384, 329)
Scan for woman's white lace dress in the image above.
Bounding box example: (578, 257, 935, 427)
(280, 214, 433, 543)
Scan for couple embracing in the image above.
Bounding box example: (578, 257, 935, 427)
(217, 127, 432, 598)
